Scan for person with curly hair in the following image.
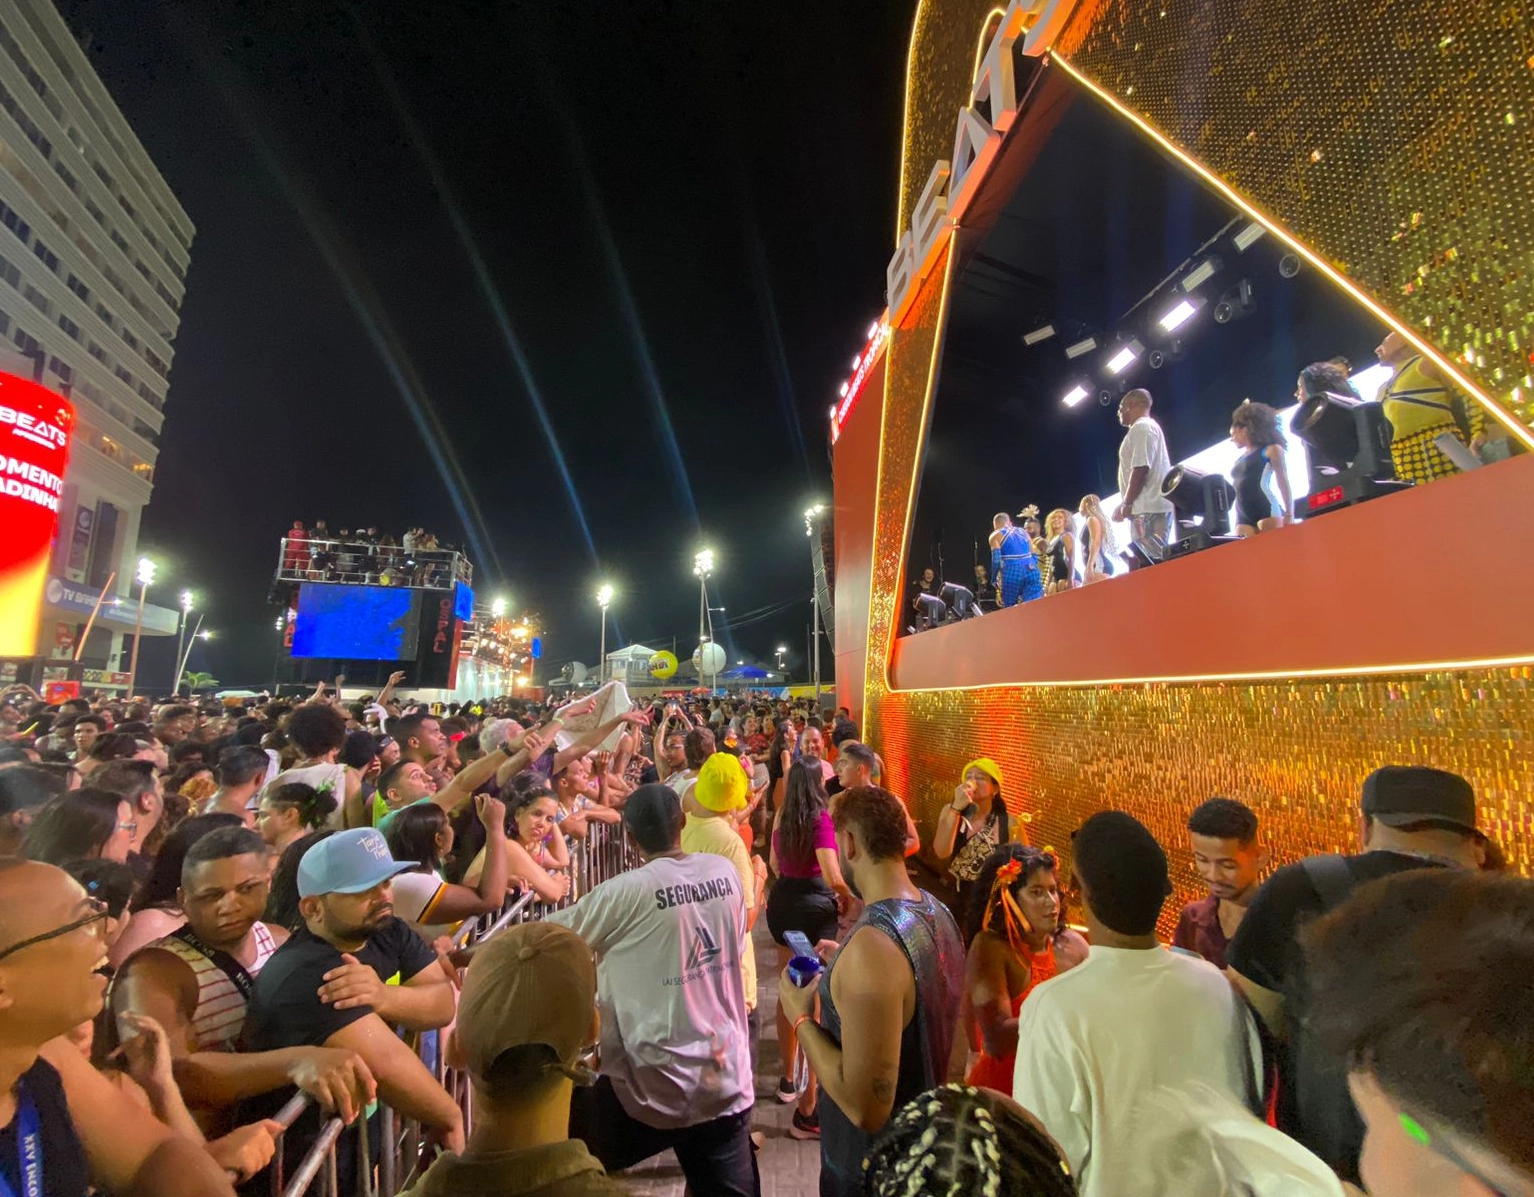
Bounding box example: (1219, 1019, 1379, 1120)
(863, 1083, 1077, 1197)
(1230, 400, 1293, 536)
(962, 845, 1088, 1094)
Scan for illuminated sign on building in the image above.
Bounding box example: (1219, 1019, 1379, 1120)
(0, 372, 75, 656)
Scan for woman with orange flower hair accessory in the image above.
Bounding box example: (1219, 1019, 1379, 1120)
(961, 845, 1088, 1096)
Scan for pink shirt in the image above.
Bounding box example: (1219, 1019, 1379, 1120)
(773, 810, 837, 878)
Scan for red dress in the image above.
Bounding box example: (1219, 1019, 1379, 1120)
(965, 941, 1059, 1095)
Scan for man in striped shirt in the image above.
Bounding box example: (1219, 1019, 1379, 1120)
(113, 826, 374, 1131)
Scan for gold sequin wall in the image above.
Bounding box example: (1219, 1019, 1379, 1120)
(869, 1, 1534, 933)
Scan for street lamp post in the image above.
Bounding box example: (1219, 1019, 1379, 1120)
(126, 557, 155, 699)
(174, 590, 194, 695)
(775, 645, 787, 679)
(804, 504, 827, 706)
(692, 549, 715, 692)
(596, 584, 614, 686)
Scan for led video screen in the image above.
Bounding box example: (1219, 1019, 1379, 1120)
(291, 584, 421, 661)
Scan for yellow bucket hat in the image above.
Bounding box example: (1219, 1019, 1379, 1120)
(962, 758, 1003, 791)
(694, 752, 748, 812)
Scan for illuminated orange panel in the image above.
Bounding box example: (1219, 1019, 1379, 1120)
(0, 373, 74, 657)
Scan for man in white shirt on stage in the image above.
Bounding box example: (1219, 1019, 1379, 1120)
(1113, 388, 1175, 561)
(552, 783, 758, 1196)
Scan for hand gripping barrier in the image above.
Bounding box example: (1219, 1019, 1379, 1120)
(277, 815, 643, 1195)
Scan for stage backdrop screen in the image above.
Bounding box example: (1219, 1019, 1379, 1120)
(291, 583, 421, 661)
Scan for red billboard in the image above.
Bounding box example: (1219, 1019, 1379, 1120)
(0, 373, 74, 656)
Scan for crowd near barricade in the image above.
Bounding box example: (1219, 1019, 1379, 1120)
(278, 819, 642, 1196)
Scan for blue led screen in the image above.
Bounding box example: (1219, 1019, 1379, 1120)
(291, 584, 422, 660)
(454, 581, 474, 622)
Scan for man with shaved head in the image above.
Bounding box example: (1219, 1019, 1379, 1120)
(0, 859, 236, 1195)
(1112, 387, 1175, 562)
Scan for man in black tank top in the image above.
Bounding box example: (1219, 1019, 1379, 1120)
(777, 787, 963, 1197)
(0, 859, 235, 1196)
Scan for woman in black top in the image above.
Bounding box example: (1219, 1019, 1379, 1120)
(1043, 509, 1077, 595)
(933, 759, 1026, 934)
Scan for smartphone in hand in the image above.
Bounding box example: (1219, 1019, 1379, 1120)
(784, 930, 815, 959)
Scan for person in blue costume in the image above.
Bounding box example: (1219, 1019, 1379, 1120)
(988, 513, 1042, 607)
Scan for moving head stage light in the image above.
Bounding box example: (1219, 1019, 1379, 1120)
(1289, 383, 1407, 518)
(1160, 465, 1237, 559)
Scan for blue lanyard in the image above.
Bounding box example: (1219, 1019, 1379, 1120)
(0, 1083, 41, 1197)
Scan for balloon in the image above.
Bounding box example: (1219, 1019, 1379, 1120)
(649, 650, 678, 679)
(692, 642, 726, 678)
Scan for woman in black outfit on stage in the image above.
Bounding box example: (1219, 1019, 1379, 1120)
(1043, 509, 1077, 595)
(1230, 400, 1292, 537)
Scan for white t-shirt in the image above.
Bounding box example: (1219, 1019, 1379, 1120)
(1117, 416, 1175, 515)
(389, 870, 451, 940)
(548, 852, 751, 1130)
(1013, 945, 1260, 1197)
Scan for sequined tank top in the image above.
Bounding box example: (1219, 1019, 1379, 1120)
(816, 891, 965, 1195)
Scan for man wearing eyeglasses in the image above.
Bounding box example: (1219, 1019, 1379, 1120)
(0, 858, 236, 1195)
(112, 827, 374, 1134)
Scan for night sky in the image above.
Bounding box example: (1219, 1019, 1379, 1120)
(61, 0, 914, 688)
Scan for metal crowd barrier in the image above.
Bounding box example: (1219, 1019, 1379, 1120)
(277, 816, 643, 1196)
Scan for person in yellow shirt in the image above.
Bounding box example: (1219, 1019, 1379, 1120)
(680, 755, 768, 1074)
(1375, 330, 1484, 484)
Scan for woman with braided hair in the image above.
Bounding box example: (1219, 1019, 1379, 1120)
(961, 845, 1088, 1095)
(863, 1082, 1077, 1196)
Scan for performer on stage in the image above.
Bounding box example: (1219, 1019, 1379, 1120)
(989, 513, 1042, 608)
(1229, 400, 1292, 536)
(1077, 494, 1118, 584)
(1373, 332, 1484, 484)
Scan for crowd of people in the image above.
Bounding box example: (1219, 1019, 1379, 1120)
(0, 676, 1528, 1197)
(280, 520, 470, 587)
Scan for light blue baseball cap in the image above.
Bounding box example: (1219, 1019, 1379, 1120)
(297, 827, 416, 898)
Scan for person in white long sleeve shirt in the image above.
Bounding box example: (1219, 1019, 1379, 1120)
(1012, 811, 1262, 1197)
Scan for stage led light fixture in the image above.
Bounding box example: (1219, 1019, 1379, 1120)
(1279, 253, 1302, 278)
(1289, 381, 1406, 516)
(1106, 338, 1144, 374)
(1181, 255, 1222, 292)
(1064, 335, 1099, 359)
(1213, 279, 1256, 324)
(1233, 221, 1268, 252)
(1061, 383, 1090, 408)
(1148, 341, 1185, 369)
(1158, 299, 1199, 332)
(1023, 323, 1057, 345)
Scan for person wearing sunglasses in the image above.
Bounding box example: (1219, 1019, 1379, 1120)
(0, 858, 236, 1196)
(1305, 868, 1534, 1197)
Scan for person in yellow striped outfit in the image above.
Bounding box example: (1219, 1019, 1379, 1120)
(1375, 330, 1485, 484)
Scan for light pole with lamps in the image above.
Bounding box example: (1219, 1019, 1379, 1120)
(596, 583, 614, 685)
(174, 590, 194, 695)
(693, 549, 715, 692)
(804, 504, 828, 706)
(126, 557, 155, 698)
(775, 645, 787, 679)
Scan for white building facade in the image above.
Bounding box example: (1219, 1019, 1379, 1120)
(0, 0, 191, 680)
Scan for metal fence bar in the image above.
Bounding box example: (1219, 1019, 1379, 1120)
(279, 1114, 345, 1197)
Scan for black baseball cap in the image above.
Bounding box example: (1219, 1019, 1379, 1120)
(1360, 766, 1476, 833)
(622, 783, 683, 852)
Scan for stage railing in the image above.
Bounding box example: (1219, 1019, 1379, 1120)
(274, 816, 640, 1196)
(274, 537, 473, 588)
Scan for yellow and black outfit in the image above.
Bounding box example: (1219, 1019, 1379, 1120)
(1382, 355, 1484, 484)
